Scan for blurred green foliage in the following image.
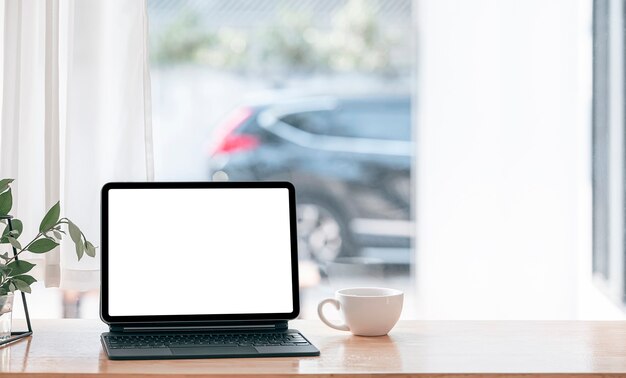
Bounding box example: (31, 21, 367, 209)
(151, 11, 217, 64)
(150, 0, 407, 76)
(259, 10, 321, 73)
(324, 0, 393, 73)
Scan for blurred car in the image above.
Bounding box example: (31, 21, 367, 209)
(207, 93, 413, 264)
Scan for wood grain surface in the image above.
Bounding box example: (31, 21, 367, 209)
(1, 319, 626, 377)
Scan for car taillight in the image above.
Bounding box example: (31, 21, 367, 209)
(209, 107, 259, 156)
(213, 134, 259, 155)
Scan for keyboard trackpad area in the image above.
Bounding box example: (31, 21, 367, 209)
(170, 346, 257, 356)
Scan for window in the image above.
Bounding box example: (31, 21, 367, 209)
(591, 0, 626, 307)
(280, 101, 411, 141)
(148, 0, 415, 319)
(281, 111, 333, 135)
(4, 0, 616, 321)
(333, 101, 410, 140)
(592, 0, 610, 283)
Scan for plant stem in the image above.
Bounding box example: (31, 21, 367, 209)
(59, 218, 89, 245)
(5, 231, 44, 264)
(4, 219, 66, 264)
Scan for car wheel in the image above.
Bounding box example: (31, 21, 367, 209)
(296, 200, 353, 263)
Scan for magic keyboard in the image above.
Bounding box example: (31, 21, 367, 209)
(103, 332, 312, 349)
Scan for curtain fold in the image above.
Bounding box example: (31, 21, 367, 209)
(0, 0, 154, 290)
(44, 0, 61, 287)
(0, 0, 20, 179)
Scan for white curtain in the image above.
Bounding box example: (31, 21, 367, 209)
(0, 0, 154, 290)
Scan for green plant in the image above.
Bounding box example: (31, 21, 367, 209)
(0, 178, 95, 296)
(259, 10, 320, 73)
(151, 10, 217, 65)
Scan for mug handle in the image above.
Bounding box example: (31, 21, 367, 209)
(317, 298, 350, 331)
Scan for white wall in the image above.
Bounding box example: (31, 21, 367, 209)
(415, 0, 595, 319)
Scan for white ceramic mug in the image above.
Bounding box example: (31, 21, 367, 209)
(317, 287, 403, 336)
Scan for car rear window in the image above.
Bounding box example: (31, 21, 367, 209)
(280, 111, 333, 135)
(333, 102, 411, 141)
(280, 102, 410, 141)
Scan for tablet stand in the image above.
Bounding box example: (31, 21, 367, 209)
(0, 215, 33, 346)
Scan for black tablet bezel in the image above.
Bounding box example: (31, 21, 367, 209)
(100, 181, 300, 325)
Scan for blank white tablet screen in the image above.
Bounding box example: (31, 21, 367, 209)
(107, 188, 294, 316)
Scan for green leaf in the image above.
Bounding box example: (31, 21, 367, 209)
(0, 288, 8, 296)
(68, 221, 84, 260)
(75, 241, 84, 260)
(0, 179, 13, 194)
(53, 230, 62, 240)
(68, 221, 81, 244)
(9, 219, 22, 237)
(6, 236, 21, 251)
(12, 274, 36, 285)
(0, 189, 12, 216)
(0, 253, 9, 261)
(27, 238, 58, 253)
(6, 260, 35, 275)
(1, 229, 9, 243)
(0, 218, 22, 243)
(12, 278, 31, 293)
(39, 201, 60, 233)
(85, 241, 96, 258)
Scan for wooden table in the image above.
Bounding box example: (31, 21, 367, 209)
(2, 319, 626, 377)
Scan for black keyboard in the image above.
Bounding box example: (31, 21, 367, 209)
(103, 331, 312, 349)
